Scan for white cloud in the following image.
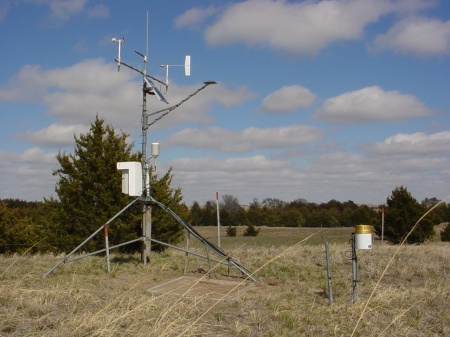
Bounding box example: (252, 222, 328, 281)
(168, 155, 299, 203)
(0, 65, 47, 101)
(20, 147, 57, 163)
(262, 85, 316, 113)
(301, 150, 449, 197)
(0, 2, 10, 22)
(48, 0, 86, 20)
(206, 83, 257, 108)
(171, 155, 288, 173)
(166, 142, 450, 206)
(374, 17, 450, 56)
(367, 131, 450, 156)
(315, 86, 435, 124)
(2, 134, 449, 205)
(0, 60, 132, 102)
(18, 123, 89, 147)
(0, 59, 142, 130)
(0, 148, 58, 200)
(174, 6, 217, 28)
(0, 60, 256, 148)
(165, 125, 323, 153)
(87, 4, 109, 18)
(18, 0, 109, 22)
(204, 0, 393, 55)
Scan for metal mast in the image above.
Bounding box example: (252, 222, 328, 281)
(142, 14, 151, 263)
(141, 52, 150, 264)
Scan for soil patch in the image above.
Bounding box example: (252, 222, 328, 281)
(148, 276, 254, 300)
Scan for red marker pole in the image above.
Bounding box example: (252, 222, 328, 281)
(104, 224, 111, 273)
(381, 207, 385, 245)
(216, 192, 221, 248)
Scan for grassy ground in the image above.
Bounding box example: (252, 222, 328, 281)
(0, 227, 449, 336)
(189, 226, 355, 247)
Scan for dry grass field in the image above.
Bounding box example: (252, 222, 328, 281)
(0, 226, 449, 336)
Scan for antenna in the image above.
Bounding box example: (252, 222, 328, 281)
(146, 12, 149, 63)
(161, 55, 191, 91)
(111, 37, 125, 71)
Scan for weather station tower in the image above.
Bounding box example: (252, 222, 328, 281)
(45, 14, 261, 283)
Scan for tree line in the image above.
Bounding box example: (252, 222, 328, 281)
(1, 117, 449, 254)
(189, 189, 450, 244)
(190, 196, 381, 228)
(2, 188, 449, 254)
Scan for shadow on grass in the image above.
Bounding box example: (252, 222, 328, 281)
(111, 255, 142, 264)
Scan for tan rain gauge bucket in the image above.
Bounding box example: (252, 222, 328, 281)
(354, 225, 372, 249)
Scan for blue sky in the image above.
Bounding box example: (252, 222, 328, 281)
(1, 0, 450, 206)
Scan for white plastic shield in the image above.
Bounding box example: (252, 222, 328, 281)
(117, 162, 142, 196)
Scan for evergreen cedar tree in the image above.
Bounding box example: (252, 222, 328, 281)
(48, 116, 185, 253)
(441, 222, 450, 241)
(226, 226, 237, 237)
(374, 186, 435, 244)
(243, 224, 260, 237)
(0, 199, 56, 254)
(0, 201, 41, 254)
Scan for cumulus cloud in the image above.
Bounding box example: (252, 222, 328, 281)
(205, 83, 257, 108)
(87, 4, 109, 19)
(165, 125, 323, 153)
(18, 0, 109, 22)
(0, 2, 10, 22)
(174, 6, 217, 28)
(167, 144, 450, 205)
(204, 0, 393, 55)
(0, 64, 48, 102)
(48, 0, 86, 20)
(168, 155, 299, 203)
(262, 85, 316, 113)
(18, 123, 89, 147)
(0, 60, 257, 148)
(0, 60, 132, 101)
(0, 147, 58, 200)
(171, 155, 288, 173)
(0, 59, 141, 129)
(20, 147, 57, 164)
(367, 131, 450, 156)
(23, 0, 87, 21)
(315, 86, 435, 124)
(373, 17, 450, 56)
(300, 150, 448, 196)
